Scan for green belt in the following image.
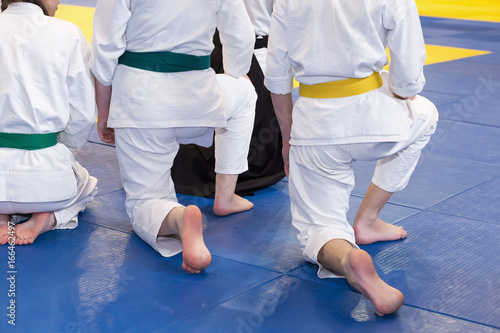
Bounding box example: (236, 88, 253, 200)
(118, 50, 210, 73)
(0, 132, 57, 150)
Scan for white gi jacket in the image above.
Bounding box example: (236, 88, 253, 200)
(243, 0, 276, 37)
(265, 0, 427, 146)
(0, 3, 96, 203)
(91, 0, 255, 129)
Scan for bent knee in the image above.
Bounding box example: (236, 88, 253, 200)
(413, 95, 439, 125)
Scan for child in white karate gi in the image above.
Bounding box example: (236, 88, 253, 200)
(0, 0, 98, 245)
(91, 0, 257, 273)
(266, 0, 438, 315)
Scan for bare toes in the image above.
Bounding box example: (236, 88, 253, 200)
(182, 262, 201, 274)
(0, 235, 9, 246)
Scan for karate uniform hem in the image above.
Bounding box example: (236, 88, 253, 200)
(156, 236, 183, 258)
(214, 165, 249, 175)
(390, 78, 425, 98)
(108, 120, 226, 129)
(55, 216, 78, 230)
(303, 231, 359, 279)
(54, 173, 98, 228)
(131, 202, 184, 257)
(290, 132, 412, 146)
(264, 76, 294, 95)
(371, 177, 405, 194)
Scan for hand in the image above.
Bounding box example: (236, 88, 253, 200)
(97, 118, 115, 144)
(94, 79, 114, 143)
(282, 142, 290, 177)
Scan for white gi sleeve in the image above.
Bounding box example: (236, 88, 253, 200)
(217, 0, 255, 77)
(385, 0, 426, 97)
(263, 0, 294, 95)
(58, 28, 97, 152)
(242, 0, 276, 36)
(91, 0, 131, 86)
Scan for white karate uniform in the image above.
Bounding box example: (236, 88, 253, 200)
(265, 0, 438, 278)
(91, 0, 256, 256)
(0, 3, 98, 228)
(244, 0, 275, 37)
(243, 0, 276, 70)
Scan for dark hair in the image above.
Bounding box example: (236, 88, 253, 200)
(1, 0, 49, 15)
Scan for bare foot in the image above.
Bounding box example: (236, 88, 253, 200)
(343, 249, 404, 316)
(181, 205, 212, 274)
(213, 194, 254, 216)
(353, 218, 407, 245)
(0, 214, 11, 245)
(15, 212, 56, 245)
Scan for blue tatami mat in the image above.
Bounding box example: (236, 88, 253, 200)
(171, 275, 498, 333)
(80, 189, 133, 233)
(2, 3, 500, 333)
(201, 183, 305, 274)
(425, 59, 500, 78)
(438, 95, 500, 127)
(419, 90, 462, 108)
(423, 66, 500, 97)
(82, 178, 420, 276)
(421, 17, 500, 52)
(429, 176, 500, 224)
(420, 16, 500, 36)
(291, 211, 500, 329)
(425, 119, 500, 165)
(0, 222, 281, 332)
(351, 152, 500, 209)
(373, 211, 500, 328)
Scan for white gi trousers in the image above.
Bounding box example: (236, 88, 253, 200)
(289, 95, 438, 278)
(114, 75, 256, 256)
(0, 162, 98, 229)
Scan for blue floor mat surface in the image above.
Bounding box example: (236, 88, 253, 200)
(1, 6, 500, 333)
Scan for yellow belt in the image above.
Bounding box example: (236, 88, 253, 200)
(299, 72, 383, 99)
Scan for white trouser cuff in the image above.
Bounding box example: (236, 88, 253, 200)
(131, 199, 184, 257)
(301, 228, 359, 279)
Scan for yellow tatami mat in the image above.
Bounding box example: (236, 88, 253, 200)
(55, 5, 94, 42)
(388, 45, 491, 69)
(416, 0, 500, 23)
